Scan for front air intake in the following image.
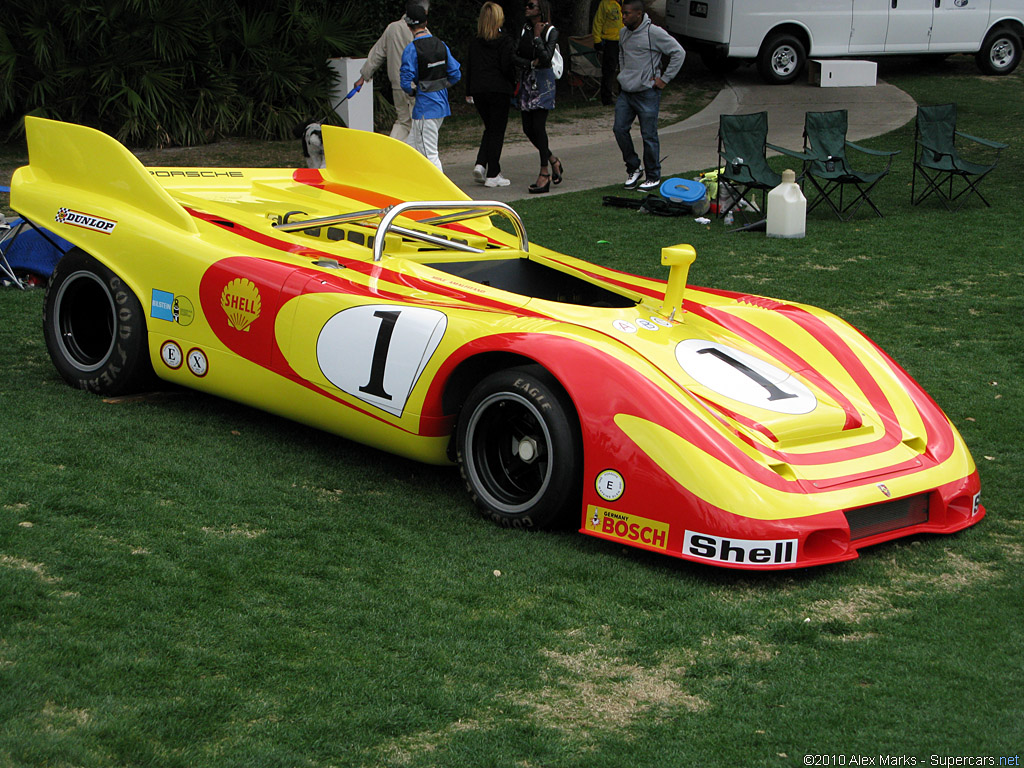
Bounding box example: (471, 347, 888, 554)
(844, 494, 930, 540)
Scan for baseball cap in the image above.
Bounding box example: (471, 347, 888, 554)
(404, 2, 427, 24)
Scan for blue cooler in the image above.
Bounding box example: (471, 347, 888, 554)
(2, 185, 74, 287)
(659, 178, 709, 215)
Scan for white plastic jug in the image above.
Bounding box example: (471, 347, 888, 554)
(766, 169, 806, 239)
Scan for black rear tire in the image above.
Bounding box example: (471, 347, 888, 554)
(456, 366, 581, 529)
(976, 27, 1021, 75)
(43, 248, 154, 395)
(757, 33, 806, 84)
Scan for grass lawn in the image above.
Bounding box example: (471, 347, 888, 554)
(1, 57, 1022, 767)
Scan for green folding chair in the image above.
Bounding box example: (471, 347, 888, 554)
(717, 112, 801, 223)
(911, 103, 1007, 211)
(802, 109, 899, 220)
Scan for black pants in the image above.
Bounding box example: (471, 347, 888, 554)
(521, 108, 552, 167)
(600, 40, 619, 105)
(473, 92, 511, 178)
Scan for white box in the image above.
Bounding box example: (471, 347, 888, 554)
(809, 59, 877, 87)
(328, 57, 374, 132)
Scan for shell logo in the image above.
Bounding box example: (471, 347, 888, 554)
(220, 278, 261, 332)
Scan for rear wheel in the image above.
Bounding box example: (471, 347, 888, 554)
(976, 28, 1021, 75)
(757, 33, 806, 84)
(456, 366, 581, 529)
(43, 249, 154, 394)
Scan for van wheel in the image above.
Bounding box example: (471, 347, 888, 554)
(43, 249, 154, 395)
(976, 28, 1021, 75)
(456, 366, 581, 530)
(757, 33, 806, 84)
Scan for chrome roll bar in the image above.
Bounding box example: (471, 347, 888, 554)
(271, 200, 529, 263)
(375, 201, 528, 262)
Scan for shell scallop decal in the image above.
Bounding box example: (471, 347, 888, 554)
(220, 278, 261, 332)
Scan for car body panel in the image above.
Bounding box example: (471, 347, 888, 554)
(11, 117, 984, 569)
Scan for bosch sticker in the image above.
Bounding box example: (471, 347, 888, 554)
(587, 507, 669, 550)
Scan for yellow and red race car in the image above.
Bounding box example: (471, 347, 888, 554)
(11, 117, 983, 569)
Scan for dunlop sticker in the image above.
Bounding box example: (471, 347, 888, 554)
(55, 207, 117, 234)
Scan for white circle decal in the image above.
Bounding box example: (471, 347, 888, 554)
(612, 319, 637, 334)
(595, 469, 625, 501)
(649, 316, 673, 328)
(161, 341, 183, 370)
(636, 318, 659, 331)
(187, 348, 209, 377)
(674, 339, 816, 414)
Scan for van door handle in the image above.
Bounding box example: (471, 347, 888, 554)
(891, 0, 897, 7)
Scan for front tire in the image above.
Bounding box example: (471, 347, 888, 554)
(457, 366, 581, 529)
(976, 28, 1021, 75)
(43, 248, 154, 395)
(757, 33, 806, 84)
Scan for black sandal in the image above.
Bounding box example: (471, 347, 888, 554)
(529, 170, 551, 194)
(550, 157, 564, 185)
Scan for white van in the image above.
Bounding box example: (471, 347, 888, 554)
(664, 0, 1023, 83)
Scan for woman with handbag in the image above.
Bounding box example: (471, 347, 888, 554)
(514, 0, 565, 193)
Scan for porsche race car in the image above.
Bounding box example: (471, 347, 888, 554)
(10, 117, 984, 569)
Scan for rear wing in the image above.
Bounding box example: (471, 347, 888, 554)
(11, 117, 197, 234)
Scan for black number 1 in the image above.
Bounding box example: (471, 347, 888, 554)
(359, 310, 400, 400)
(698, 347, 797, 401)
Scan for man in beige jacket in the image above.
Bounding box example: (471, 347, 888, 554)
(354, 1, 428, 140)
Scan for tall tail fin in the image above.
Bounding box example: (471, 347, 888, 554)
(321, 125, 469, 203)
(12, 117, 196, 233)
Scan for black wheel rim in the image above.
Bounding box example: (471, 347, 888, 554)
(54, 270, 117, 372)
(465, 392, 554, 513)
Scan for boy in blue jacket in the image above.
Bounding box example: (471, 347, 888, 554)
(399, 2, 461, 172)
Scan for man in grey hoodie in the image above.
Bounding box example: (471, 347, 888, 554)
(614, 0, 685, 190)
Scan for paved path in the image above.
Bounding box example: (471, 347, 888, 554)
(443, 68, 917, 202)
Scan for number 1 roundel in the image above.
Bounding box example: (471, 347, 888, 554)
(674, 339, 816, 415)
(317, 305, 448, 417)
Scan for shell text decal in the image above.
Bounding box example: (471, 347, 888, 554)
(221, 278, 261, 332)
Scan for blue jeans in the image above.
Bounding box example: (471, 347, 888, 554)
(613, 88, 661, 179)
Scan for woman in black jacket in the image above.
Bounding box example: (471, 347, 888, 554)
(514, 0, 564, 193)
(465, 2, 516, 187)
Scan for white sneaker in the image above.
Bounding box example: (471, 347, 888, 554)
(638, 177, 661, 191)
(472, 164, 486, 184)
(624, 168, 643, 189)
(484, 173, 511, 187)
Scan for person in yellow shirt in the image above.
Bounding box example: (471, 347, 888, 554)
(592, 0, 623, 105)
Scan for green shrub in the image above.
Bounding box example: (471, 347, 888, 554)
(0, 0, 367, 147)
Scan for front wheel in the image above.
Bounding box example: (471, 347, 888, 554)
(43, 248, 154, 395)
(976, 28, 1021, 75)
(757, 33, 806, 84)
(456, 366, 581, 529)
